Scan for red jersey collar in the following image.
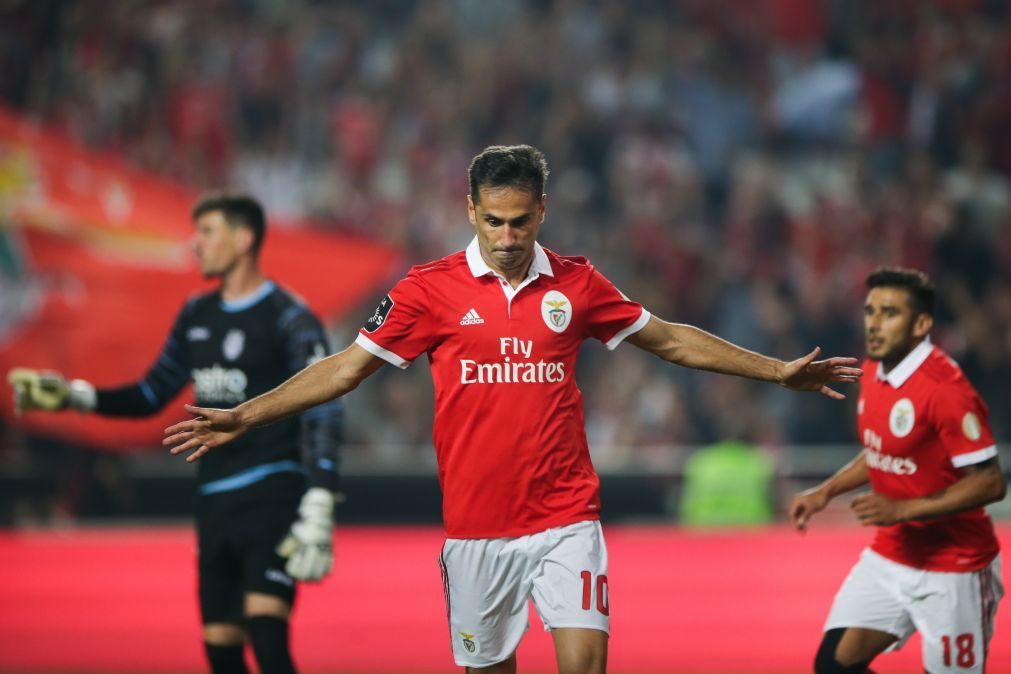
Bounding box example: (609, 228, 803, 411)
(875, 337, 933, 388)
(465, 237, 554, 280)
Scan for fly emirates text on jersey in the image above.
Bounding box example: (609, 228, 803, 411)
(459, 337, 566, 384)
(863, 428, 918, 475)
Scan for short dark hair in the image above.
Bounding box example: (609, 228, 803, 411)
(468, 145, 550, 204)
(866, 266, 935, 316)
(191, 192, 267, 253)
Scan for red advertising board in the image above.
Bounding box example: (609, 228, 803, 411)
(0, 108, 399, 449)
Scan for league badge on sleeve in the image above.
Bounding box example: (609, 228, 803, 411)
(962, 412, 982, 441)
(365, 295, 394, 333)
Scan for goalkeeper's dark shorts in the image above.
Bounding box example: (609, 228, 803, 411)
(196, 471, 303, 624)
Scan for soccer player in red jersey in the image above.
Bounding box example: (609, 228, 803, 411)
(166, 145, 862, 674)
(790, 267, 1005, 674)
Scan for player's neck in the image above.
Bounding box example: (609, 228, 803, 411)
(880, 336, 926, 374)
(218, 260, 267, 302)
(502, 264, 533, 289)
(484, 253, 534, 289)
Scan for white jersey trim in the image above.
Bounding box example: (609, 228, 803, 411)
(465, 237, 554, 279)
(876, 337, 933, 388)
(355, 333, 411, 369)
(950, 445, 998, 468)
(604, 308, 652, 351)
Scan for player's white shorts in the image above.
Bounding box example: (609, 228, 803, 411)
(438, 519, 610, 668)
(825, 548, 1003, 673)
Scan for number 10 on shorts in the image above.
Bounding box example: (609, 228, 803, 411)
(580, 571, 609, 616)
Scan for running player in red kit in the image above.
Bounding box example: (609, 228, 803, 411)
(790, 267, 1005, 674)
(166, 145, 862, 674)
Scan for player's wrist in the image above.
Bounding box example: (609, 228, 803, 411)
(774, 359, 788, 385)
(893, 499, 917, 522)
(233, 402, 256, 432)
(813, 482, 840, 503)
(67, 379, 96, 413)
(299, 487, 335, 523)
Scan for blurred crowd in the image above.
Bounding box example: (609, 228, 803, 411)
(2, 0, 1010, 472)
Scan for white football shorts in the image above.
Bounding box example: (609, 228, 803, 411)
(438, 519, 610, 668)
(825, 548, 1003, 673)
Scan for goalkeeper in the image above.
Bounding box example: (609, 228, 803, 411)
(7, 192, 341, 674)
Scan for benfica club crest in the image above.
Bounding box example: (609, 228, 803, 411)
(889, 398, 915, 438)
(541, 290, 572, 333)
(459, 631, 480, 655)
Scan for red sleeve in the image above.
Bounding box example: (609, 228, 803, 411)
(354, 272, 436, 368)
(929, 380, 997, 468)
(584, 268, 650, 349)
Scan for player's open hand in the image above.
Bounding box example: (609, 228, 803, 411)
(780, 347, 862, 400)
(163, 404, 246, 462)
(789, 487, 829, 533)
(851, 491, 906, 526)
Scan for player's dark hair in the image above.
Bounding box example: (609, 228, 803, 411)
(192, 192, 267, 254)
(866, 266, 935, 316)
(468, 145, 549, 204)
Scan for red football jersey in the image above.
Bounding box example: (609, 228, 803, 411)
(356, 239, 649, 538)
(857, 339, 999, 571)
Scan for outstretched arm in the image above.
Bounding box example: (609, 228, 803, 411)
(788, 453, 869, 532)
(625, 316, 862, 399)
(164, 343, 384, 462)
(851, 458, 1006, 526)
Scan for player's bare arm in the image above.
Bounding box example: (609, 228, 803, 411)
(852, 457, 1006, 526)
(164, 343, 384, 462)
(625, 316, 862, 399)
(789, 453, 870, 532)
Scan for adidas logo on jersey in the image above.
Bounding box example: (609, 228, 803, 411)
(460, 309, 485, 326)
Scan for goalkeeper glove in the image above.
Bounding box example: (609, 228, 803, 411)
(7, 368, 96, 416)
(276, 487, 335, 582)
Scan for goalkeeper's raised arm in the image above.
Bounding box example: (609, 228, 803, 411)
(164, 342, 384, 462)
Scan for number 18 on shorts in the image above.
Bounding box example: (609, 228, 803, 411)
(438, 520, 610, 668)
(825, 550, 1003, 674)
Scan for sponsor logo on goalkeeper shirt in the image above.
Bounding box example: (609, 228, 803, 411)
(459, 337, 566, 384)
(192, 365, 248, 404)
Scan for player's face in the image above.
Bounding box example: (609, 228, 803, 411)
(864, 287, 932, 365)
(468, 186, 545, 278)
(192, 211, 250, 278)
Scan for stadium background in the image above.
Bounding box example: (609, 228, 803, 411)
(0, 0, 1008, 672)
